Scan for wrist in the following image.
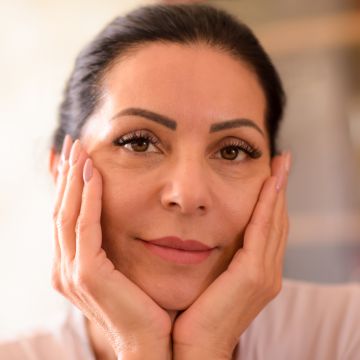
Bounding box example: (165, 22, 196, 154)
(115, 337, 172, 360)
(173, 343, 232, 360)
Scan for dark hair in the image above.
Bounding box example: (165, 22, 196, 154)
(52, 3, 285, 157)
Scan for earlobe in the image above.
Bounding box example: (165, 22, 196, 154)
(48, 148, 61, 184)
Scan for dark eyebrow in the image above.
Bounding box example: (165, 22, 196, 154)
(210, 119, 264, 137)
(111, 107, 177, 130)
(111, 107, 264, 137)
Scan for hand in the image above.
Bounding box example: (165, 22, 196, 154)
(172, 153, 291, 360)
(51, 135, 172, 359)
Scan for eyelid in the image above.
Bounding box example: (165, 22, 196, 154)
(116, 129, 158, 141)
(113, 129, 163, 153)
(213, 136, 262, 158)
(113, 130, 262, 159)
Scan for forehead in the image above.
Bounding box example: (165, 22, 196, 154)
(101, 42, 266, 131)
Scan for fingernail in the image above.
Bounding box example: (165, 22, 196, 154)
(61, 134, 72, 162)
(69, 139, 81, 166)
(83, 158, 93, 183)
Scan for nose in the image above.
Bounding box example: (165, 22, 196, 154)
(160, 157, 212, 216)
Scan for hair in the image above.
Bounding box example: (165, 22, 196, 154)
(52, 3, 285, 157)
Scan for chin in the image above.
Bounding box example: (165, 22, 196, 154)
(135, 270, 215, 311)
(148, 283, 201, 310)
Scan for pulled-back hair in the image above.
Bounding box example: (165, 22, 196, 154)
(52, 3, 285, 156)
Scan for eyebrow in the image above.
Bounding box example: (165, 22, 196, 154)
(209, 119, 264, 136)
(111, 107, 264, 137)
(112, 107, 177, 130)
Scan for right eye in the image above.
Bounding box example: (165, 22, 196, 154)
(114, 130, 161, 153)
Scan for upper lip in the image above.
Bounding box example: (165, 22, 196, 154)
(143, 236, 214, 251)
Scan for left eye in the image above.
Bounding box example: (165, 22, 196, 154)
(216, 146, 247, 161)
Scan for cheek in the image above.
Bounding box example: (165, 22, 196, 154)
(100, 169, 144, 229)
(219, 172, 269, 246)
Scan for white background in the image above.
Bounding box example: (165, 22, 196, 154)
(0, 0, 149, 337)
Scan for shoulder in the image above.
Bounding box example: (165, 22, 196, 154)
(0, 305, 94, 360)
(280, 277, 360, 309)
(237, 278, 360, 360)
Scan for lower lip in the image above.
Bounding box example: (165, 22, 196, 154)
(140, 240, 214, 265)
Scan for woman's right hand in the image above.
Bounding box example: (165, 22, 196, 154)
(51, 135, 172, 359)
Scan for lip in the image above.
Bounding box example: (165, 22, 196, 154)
(147, 236, 213, 251)
(138, 236, 215, 264)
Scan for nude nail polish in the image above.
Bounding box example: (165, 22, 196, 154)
(69, 140, 81, 166)
(83, 159, 93, 183)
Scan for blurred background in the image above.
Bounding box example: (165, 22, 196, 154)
(0, 0, 359, 336)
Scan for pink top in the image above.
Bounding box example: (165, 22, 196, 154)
(1, 278, 359, 359)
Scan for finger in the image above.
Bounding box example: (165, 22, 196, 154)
(271, 154, 284, 180)
(276, 200, 289, 271)
(57, 140, 88, 261)
(273, 152, 291, 262)
(264, 154, 289, 259)
(53, 135, 73, 221)
(55, 134, 73, 184)
(52, 162, 70, 290)
(264, 171, 288, 270)
(242, 174, 279, 261)
(52, 135, 72, 291)
(266, 153, 291, 280)
(275, 183, 290, 270)
(76, 159, 103, 265)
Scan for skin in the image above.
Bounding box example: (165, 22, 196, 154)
(49, 43, 290, 359)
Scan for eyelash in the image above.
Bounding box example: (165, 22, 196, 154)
(113, 130, 262, 160)
(114, 130, 160, 153)
(217, 139, 262, 160)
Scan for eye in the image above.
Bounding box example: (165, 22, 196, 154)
(113, 130, 160, 153)
(220, 146, 247, 161)
(214, 139, 262, 162)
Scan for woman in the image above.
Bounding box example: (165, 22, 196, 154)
(1, 3, 359, 360)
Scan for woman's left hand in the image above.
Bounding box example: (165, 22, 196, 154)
(172, 152, 291, 360)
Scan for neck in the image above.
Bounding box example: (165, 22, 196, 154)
(85, 310, 179, 360)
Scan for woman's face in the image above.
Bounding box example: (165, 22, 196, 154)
(77, 43, 271, 310)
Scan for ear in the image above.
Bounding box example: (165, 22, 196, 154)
(48, 147, 61, 185)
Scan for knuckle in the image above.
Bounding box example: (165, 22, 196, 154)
(75, 218, 88, 236)
(50, 269, 62, 292)
(251, 216, 271, 230)
(267, 278, 282, 299)
(247, 267, 266, 289)
(67, 167, 77, 182)
(58, 262, 78, 296)
(273, 222, 282, 237)
(73, 268, 91, 293)
(56, 211, 72, 231)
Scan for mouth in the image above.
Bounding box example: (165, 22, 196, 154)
(136, 236, 216, 265)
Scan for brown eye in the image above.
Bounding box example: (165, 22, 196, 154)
(220, 146, 246, 161)
(127, 138, 149, 152)
(115, 130, 160, 154)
